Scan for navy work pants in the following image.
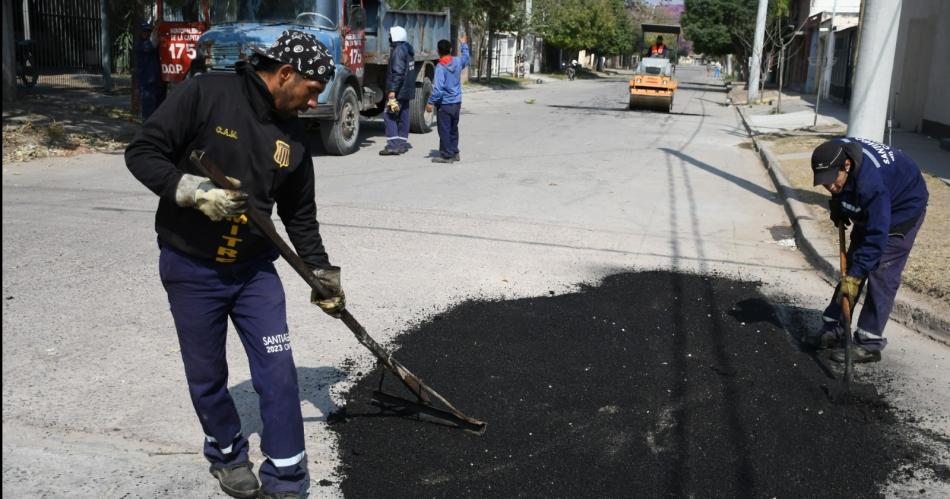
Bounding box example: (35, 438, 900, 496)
(159, 243, 308, 495)
(383, 98, 411, 151)
(822, 211, 926, 351)
(436, 103, 460, 159)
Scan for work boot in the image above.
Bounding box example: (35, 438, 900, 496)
(209, 462, 259, 499)
(831, 345, 882, 364)
(259, 490, 302, 499)
(803, 323, 844, 350)
(379, 148, 400, 156)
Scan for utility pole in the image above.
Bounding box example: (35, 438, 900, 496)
(747, 0, 768, 104)
(847, 0, 901, 141)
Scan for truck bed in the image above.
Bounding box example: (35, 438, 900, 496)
(363, 2, 450, 65)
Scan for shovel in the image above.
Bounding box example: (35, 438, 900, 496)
(838, 224, 854, 388)
(190, 150, 487, 434)
(824, 224, 879, 405)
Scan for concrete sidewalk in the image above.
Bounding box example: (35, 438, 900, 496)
(735, 104, 950, 345)
(732, 84, 950, 184)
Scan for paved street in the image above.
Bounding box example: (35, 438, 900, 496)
(3, 64, 948, 497)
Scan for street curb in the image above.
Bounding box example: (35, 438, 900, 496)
(736, 106, 950, 346)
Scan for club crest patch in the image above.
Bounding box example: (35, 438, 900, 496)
(274, 140, 291, 168)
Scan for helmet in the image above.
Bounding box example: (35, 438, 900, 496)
(571, 59, 577, 65)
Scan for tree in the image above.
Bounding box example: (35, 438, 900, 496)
(683, 0, 799, 84)
(535, 0, 635, 56)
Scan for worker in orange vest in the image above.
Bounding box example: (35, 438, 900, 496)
(646, 35, 669, 58)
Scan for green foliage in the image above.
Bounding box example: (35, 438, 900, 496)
(534, 0, 635, 55)
(682, 0, 792, 59)
(681, 0, 753, 57)
(405, 0, 522, 30)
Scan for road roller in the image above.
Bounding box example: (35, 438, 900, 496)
(629, 24, 681, 113)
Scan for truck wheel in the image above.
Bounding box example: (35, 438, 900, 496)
(319, 86, 361, 156)
(410, 77, 434, 133)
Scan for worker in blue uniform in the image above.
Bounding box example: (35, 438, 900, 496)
(806, 138, 929, 363)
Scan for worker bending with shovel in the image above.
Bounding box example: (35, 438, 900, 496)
(125, 31, 344, 498)
(805, 138, 928, 363)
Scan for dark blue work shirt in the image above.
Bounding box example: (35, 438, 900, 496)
(833, 137, 929, 278)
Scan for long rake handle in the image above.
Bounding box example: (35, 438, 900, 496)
(838, 225, 854, 387)
(190, 150, 485, 428)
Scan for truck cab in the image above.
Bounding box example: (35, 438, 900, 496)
(196, 0, 449, 155)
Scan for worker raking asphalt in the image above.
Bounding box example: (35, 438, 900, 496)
(329, 271, 929, 497)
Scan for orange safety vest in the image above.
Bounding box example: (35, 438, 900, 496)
(650, 44, 667, 56)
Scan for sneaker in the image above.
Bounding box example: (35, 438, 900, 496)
(831, 345, 882, 364)
(209, 462, 259, 499)
(379, 148, 400, 156)
(453, 154, 461, 162)
(431, 156, 455, 163)
(259, 491, 302, 499)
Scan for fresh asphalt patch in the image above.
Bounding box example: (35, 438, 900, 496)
(328, 271, 943, 497)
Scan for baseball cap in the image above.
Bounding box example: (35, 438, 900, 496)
(811, 140, 863, 186)
(249, 30, 335, 82)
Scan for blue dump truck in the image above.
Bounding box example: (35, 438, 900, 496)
(196, 0, 450, 155)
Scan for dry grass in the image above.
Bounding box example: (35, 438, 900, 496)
(2, 119, 127, 163)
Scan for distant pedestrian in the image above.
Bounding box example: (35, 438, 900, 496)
(380, 26, 416, 156)
(135, 22, 166, 120)
(125, 30, 344, 498)
(805, 138, 929, 363)
(427, 34, 470, 164)
(714, 61, 722, 78)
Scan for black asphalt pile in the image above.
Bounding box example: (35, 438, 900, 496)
(328, 271, 924, 498)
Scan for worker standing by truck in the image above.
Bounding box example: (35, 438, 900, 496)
(135, 21, 166, 120)
(380, 26, 416, 156)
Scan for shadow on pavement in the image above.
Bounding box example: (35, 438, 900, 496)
(660, 147, 780, 205)
(231, 366, 345, 437)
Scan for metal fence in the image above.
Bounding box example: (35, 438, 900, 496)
(13, 0, 132, 90)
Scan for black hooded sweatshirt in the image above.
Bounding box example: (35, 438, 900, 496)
(125, 62, 330, 269)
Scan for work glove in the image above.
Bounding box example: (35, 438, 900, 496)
(828, 199, 851, 228)
(176, 173, 248, 222)
(310, 266, 346, 317)
(386, 98, 401, 114)
(836, 275, 862, 306)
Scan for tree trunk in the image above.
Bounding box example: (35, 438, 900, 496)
(778, 45, 785, 113)
(131, 0, 143, 115)
(2, 0, 16, 102)
(100, 0, 113, 92)
(485, 19, 493, 83)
